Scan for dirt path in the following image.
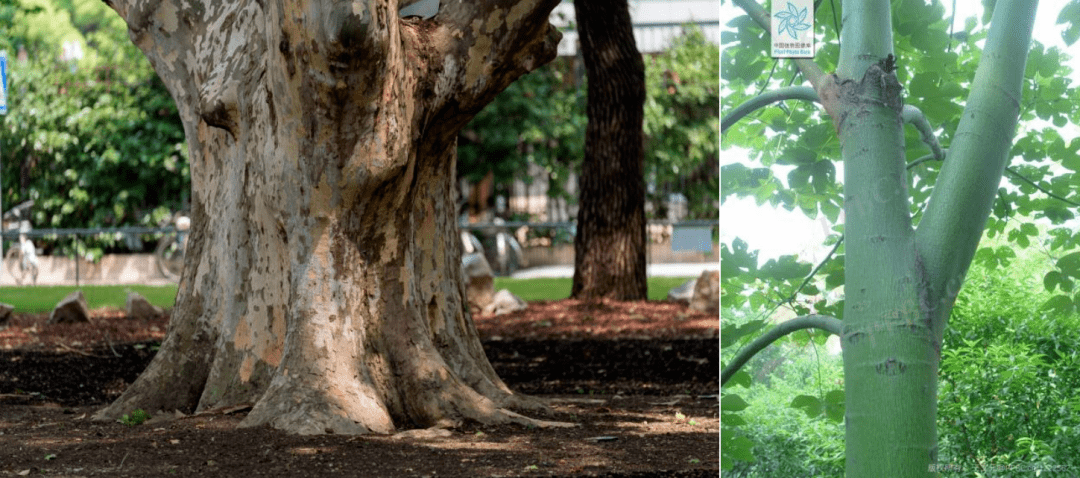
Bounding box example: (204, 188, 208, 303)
(0, 300, 718, 477)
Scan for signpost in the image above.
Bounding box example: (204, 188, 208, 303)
(0, 50, 7, 115)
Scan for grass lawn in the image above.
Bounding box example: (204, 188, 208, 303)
(494, 276, 694, 302)
(0, 285, 179, 314)
(1, 277, 696, 314)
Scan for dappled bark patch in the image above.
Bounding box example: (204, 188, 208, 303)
(92, 0, 565, 435)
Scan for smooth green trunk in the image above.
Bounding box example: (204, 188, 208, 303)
(836, 2, 936, 473)
(834, 1, 1037, 476)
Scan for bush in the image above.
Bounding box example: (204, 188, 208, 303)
(939, 255, 1080, 476)
(722, 309, 845, 476)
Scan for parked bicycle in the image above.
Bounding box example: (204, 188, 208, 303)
(2, 200, 39, 286)
(460, 218, 527, 276)
(155, 213, 190, 281)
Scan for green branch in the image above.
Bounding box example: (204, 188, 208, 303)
(902, 105, 945, 161)
(906, 148, 1080, 209)
(721, 86, 820, 133)
(1005, 168, 1080, 208)
(907, 153, 939, 170)
(915, 0, 1037, 341)
(721, 314, 843, 387)
(776, 234, 843, 312)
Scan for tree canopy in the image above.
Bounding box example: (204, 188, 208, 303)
(1, 0, 187, 255)
(458, 25, 719, 221)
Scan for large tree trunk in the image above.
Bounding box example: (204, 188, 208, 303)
(94, 0, 563, 435)
(569, 0, 647, 301)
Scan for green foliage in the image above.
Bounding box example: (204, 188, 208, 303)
(457, 58, 585, 207)
(724, 1, 1080, 471)
(0, 0, 188, 257)
(722, 308, 845, 475)
(460, 27, 718, 221)
(940, 248, 1080, 475)
(118, 408, 150, 426)
(643, 25, 719, 220)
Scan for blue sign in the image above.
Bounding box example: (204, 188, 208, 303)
(0, 51, 7, 115)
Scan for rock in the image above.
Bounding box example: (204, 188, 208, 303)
(482, 289, 527, 316)
(0, 302, 13, 325)
(666, 278, 697, 304)
(462, 252, 495, 312)
(48, 290, 90, 324)
(126, 291, 165, 320)
(689, 270, 719, 313)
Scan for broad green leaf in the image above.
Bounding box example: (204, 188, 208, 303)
(790, 394, 824, 418)
(824, 390, 845, 423)
(1045, 270, 1065, 292)
(811, 160, 836, 193)
(1040, 295, 1073, 314)
(721, 394, 749, 412)
(727, 370, 753, 388)
(721, 413, 747, 427)
(720, 434, 755, 469)
(1056, 252, 1080, 279)
(1058, 0, 1080, 45)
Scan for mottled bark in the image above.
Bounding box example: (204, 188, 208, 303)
(569, 0, 647, 300)
(94, 0, 563, 435)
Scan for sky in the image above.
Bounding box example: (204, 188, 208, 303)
(720, 0, 1080, 262)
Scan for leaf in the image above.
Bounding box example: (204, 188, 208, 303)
(727, 370, 753, 388)
(1040, 295, 1073, 314)
(824, 390, 845, 422)
(720, 238, 759, 278)
(1045, 270, 1065, 292)
(1058, 0, 1080, 45)
(721, 394, 749, 412)
(788, 165, 812, 189)
(811, 160, 836, 193)
(790, 394, 823, 418)
(720, 434, 756, 469)
(721, 412, 747, 426)
(1057, 252, 1080, 279)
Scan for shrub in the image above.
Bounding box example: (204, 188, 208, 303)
(723, 308, 845, 477)
(938, 256, 1080, 476)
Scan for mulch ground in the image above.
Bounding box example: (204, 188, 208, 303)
(0, 299, 718, 477)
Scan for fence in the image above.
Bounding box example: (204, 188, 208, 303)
(1, 220, 718, 286)
(462, 219, 719, 269)
(1, 226, 179, 287)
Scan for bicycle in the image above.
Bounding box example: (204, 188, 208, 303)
(155, 213, 190, 281)
(460, 217, 527, 276)
(2, 200, 39, 286)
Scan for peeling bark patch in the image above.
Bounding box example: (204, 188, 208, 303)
(507, 1, 535, 25)
(154, 0, 180, 33)
(240, 355, 256, 382)
(875, 358, 906, 376)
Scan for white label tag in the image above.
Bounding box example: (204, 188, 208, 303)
(771, 0, 814, 58)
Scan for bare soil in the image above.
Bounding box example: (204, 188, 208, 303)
(0, 299, 718, 477)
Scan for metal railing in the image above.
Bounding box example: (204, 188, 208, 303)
(459, 219, 717, 229)
(0, 226, 178, 240)
(1, 226, 182, 287)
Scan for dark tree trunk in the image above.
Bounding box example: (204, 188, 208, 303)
(570, 0, 647, 300)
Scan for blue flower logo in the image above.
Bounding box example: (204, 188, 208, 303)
(775, 2, 811, 40)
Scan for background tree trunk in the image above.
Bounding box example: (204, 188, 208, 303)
(93, 0, 564, 435)
(570, 0, 648, 301)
